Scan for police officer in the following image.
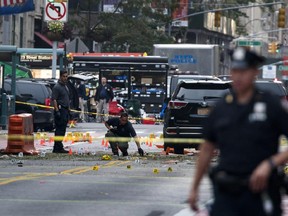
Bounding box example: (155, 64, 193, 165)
(104, 112, 144, 157)
(52, 70, 70, 153)
(189, 47, 288, 216)
(95, 77, 114, 123)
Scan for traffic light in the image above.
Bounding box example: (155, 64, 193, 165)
(268, 42, 277, 53)
(278, 8, 286, 28)
(276, 43, 282, 53)
(214, 11, 221, 28)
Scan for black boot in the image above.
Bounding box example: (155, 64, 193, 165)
(53, 142, 68, 153)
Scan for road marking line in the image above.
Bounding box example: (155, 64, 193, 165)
(73, 168, 93, 175)
(60, 160, 131, 175)
(60, 166, 90, 175)
(0, 173, 57, 186)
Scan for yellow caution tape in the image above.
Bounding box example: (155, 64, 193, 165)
(15, 100, 164, 122)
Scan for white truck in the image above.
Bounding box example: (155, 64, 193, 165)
(153, 44, 220, 76)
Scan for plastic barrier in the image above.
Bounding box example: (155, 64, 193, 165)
(142, 117, 156, 125)
(5, 113, 37, 155)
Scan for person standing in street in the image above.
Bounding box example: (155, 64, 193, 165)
(189, 47, 288, 216)
(104, 112, 144, 157)
(77, 80, 87, 122)
(95, 77, 114, 123)
(52, 70, 70, 153)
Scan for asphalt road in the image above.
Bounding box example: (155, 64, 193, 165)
(0, 159, 212, 216)
(0, 123, 212, 216)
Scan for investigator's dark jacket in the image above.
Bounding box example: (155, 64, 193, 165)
(94, 84, 114, 102)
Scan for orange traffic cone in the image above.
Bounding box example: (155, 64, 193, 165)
(40, 138, 45, 146)
(68, 148, 73, 155)
(71, 136, 75, 144)
(89, 136, 92, 144)
(165, 147, 171, 155)
(105, 140, 109, 148)
(101, 139, 105, 146)
(149, 140, 152, 147)
(49, 136, 54, 144)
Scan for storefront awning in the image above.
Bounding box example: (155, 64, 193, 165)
(34, 32, 64, 48)
(0, 0, 34, 15)
(0, 61, 32, 78)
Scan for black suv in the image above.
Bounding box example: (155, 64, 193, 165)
(163, 80, 231, 154)
(169, 75, 221, 97)
(3, 79, 54, 131)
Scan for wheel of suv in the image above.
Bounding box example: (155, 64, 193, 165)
(163, 130, 170, 151)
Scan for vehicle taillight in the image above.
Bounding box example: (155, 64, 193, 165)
(45, 98, 51, 110)
(168, 101, 188, 109)
(166, 128, 177, 134)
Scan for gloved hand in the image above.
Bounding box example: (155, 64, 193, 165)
(109, 127, 117, 133)
(55, 111, 61, 119)
(138, 148, 144, 156)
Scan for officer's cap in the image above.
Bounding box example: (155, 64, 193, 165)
(229, 47, 265, 70)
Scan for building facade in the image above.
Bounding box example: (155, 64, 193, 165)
(0, 0, 44, 47)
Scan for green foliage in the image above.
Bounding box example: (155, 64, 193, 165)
(68, 0, 177, 53)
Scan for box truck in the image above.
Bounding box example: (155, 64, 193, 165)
(153, 44, 220, 76)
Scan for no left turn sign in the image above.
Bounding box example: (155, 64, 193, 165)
(44, 0, 68, 22)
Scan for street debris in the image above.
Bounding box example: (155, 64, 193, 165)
(92, 166, 99, 171)
(0, 154, 9, 159)
(153, 168, 159, 174)
(17, 160, 23, 167)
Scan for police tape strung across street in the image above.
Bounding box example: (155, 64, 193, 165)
(2, 121, 288, 146)
(1, 133, 205, 144)
(15, 101, 164, 123)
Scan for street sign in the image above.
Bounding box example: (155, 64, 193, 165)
(262, 65, 276, 79)
(237, 40, 262, 46)
(44, 0, 68, 22)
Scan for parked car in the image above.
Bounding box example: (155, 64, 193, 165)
(255, 80, 287, 98)
(163, 80, 231, 154)
(218, 75, 231, 81)
(169, 74, 221, 97)
(3, 79, 54, 131)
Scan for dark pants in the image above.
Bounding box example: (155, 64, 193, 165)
(105, 131, 128, 156)
(211, 178, 282, 216)
(53, 108, 69, 151)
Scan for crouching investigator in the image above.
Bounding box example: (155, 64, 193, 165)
(104, 112, 144, 157)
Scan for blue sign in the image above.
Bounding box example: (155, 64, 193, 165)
(0, 0, 34, 15)
(170, 55, 197, 64)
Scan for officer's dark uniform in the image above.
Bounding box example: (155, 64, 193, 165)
(52, 80, 70, 153)
(105, 117, 137, 156)
(203, 49, 288, 216)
